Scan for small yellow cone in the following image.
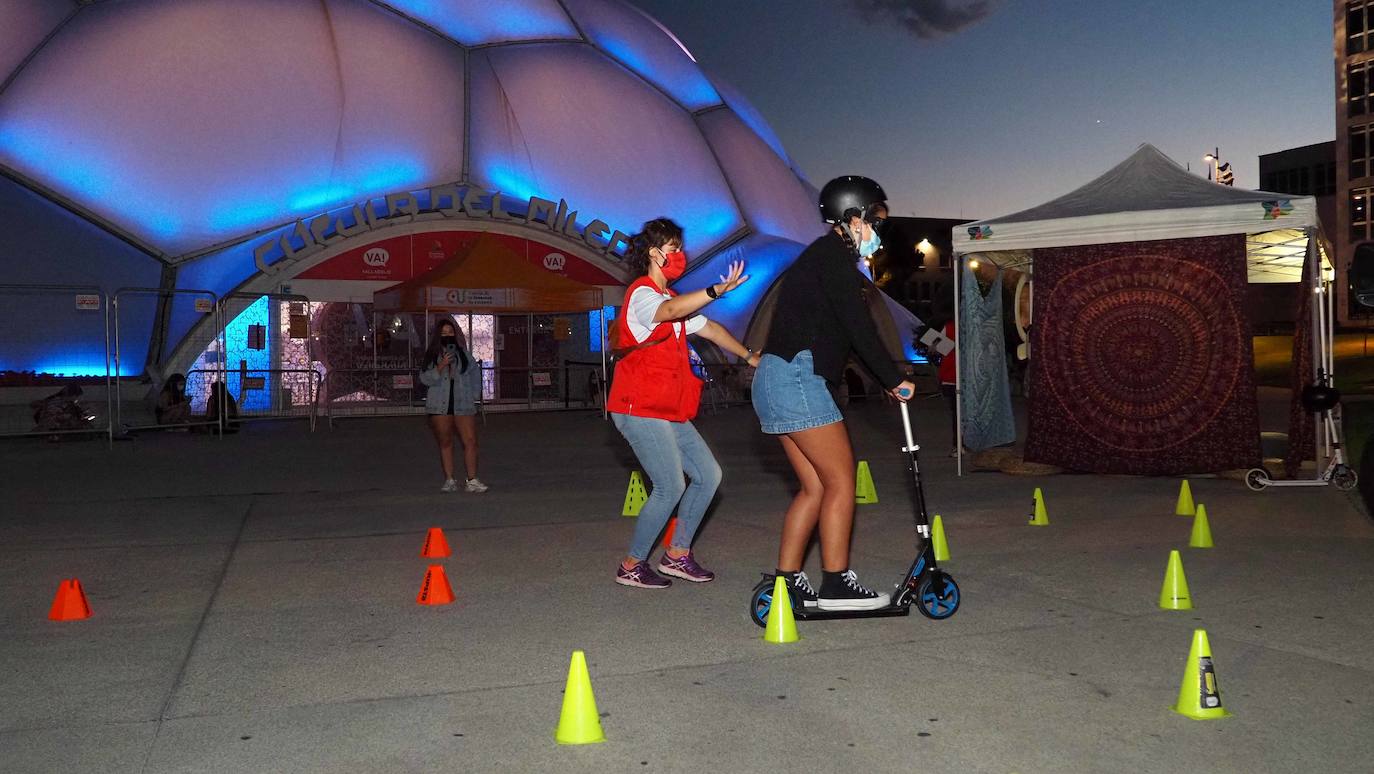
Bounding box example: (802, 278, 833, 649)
(1175, 480, 1196, 516)
(555, 650, 606, 745)
(622, 471, 647, 517)
(1029, 487, 1049, 526)
(932, 514, 950, 562)
(855, 461, 878, 504)
(1189, 504, 1214, 549)
(1159, 549, 1193, 610)
(1172, 629, 1231, 720)
(763, 575, 799, 644)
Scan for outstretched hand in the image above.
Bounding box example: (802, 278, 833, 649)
(718, 260, 749, 293)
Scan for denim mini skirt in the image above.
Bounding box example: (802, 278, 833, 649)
(752, 349, 843, 435)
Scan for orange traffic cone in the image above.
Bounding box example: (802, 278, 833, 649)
(661, 517, 677, 549)
(48, 578, 92, 621)
(416, 565, 455, 605)
(420, 527, 452, 558)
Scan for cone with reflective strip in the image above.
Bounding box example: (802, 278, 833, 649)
(1159, 550, 1192, 610)
(1029, 487, 1049, 526)
(622, 471, 647, 516)
(763, 575, 799, 644)
(1189, 504, 1214, 549)
(1175, 480, 1196, 516)
(415, 565, 455, 605)
(855, 460, 878, 504)
(932, 514, 950, 562)
(555, 650, 606, 744)
(661, 517, 677, 549)
(1172, 629, 1231, 719)
(419, 527, 451, 558)
(48, 578, 92, 621)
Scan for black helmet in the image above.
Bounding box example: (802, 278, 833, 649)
(819, 176, 887, 224)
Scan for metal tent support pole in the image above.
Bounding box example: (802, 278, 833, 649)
(954, 255, 964, 477)
(1308, 228, 1326, 470)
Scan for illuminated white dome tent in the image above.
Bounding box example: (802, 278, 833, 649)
(0, 0, 826, 380)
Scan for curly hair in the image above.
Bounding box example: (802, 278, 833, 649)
(625, 217, 685, 275)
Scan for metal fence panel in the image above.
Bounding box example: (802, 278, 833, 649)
(113, 287, 222, 432)
(0, 284, 111, 440)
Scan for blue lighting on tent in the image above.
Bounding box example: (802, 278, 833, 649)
(712, 78, 793, 167)
(480, 165, 542, 205)
(381, 0, 579, 44)
(0, 123, 182, 240)
(209, 158, 427, 234)
(3, 357, 114, 378)
(593, 36, 721, 111)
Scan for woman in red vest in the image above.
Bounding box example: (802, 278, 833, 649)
(608, 217, 757, 589)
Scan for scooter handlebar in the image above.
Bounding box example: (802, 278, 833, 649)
(899, 399, 916, 452)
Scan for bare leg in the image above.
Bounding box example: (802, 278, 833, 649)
(454, 414, 478, 479)
(429, 416, 455, 479)
(782, 421, 856, 573)
(776, 434, 823, 572)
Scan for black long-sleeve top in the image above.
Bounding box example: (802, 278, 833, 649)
(762, 230, 904, 390)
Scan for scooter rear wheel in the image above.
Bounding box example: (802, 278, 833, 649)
(915, 572, 960, 620)
(1333, 465, 1359, 491)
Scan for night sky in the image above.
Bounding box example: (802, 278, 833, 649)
(636, 0, 1334, 221)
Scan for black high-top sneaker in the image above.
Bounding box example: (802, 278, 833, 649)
(817, 569, 891, 611)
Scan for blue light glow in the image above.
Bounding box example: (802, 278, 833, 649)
(592, 35, 721, 111)
(381, 0, 579, 45)
(588, 304, 616, 352)
(219, 295, 271, 412)
(209, 157, 427, 234)
(0, 123, 182, 240)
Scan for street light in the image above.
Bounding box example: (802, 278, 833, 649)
(1203, 147, 1220, 181)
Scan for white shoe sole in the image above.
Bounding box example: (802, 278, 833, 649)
(816, 593, 891, 612)
(615, 576, 672, 589)
(657, 564, 714, 583)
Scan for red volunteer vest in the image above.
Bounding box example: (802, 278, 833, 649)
(607, 277, 703, 422)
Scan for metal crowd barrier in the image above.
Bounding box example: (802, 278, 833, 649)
(186, 367, 323, 432)
(0, 283, 113, 442)
(112, 287, 223, 433)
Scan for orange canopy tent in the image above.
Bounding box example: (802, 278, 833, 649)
(374, 232, 607, 313)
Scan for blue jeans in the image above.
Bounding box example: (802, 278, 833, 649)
(612, 413, 722, 560)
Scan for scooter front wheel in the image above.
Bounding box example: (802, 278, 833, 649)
(915, 572, 960, 620)
(1333, 465, 1359, 491)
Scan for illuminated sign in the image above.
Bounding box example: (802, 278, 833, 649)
(253, 184, 631, 277)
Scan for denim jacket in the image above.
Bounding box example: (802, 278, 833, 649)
(420, 349, 483, 414)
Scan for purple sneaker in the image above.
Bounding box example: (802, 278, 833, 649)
(616, 560, 672, 589)
(657, 551, 715, 583)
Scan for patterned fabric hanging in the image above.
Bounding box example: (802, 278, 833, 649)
(959, 264, 1016, 451)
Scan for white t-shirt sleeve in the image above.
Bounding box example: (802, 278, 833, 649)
(625, 286, 709, 343)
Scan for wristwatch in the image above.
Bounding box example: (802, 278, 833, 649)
(706, 284, 720, 299)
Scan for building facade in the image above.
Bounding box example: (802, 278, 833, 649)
(1337, 0, 1374, 321)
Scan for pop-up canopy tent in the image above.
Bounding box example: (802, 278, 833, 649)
(950, 144, 1334, 476)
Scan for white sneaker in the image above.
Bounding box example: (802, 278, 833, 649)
(817, 569, 891, 611)
(440, 478, 459, 493)
(464, 477, 489, 493)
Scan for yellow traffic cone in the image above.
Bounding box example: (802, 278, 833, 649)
(555, 650, 606, 744)
(1159, 550, 1192, 610)
(855, 461, 878, 504)
(622, 471, 647, 517)
(1029, 487, 1049, 526)
(1175, 480, 1195, 516)
(1172, 629, 1231, 720)
(763, 575, 799, 644)
(932, 514, 950, 562)
(1189, 504, 1214, 549)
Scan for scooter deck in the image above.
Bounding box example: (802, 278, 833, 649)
(792, 604, 912, 621)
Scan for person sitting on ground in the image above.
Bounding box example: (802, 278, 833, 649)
(31, 383, 93, 437)
(204, 382, 240, 434)
(155, 373, 192, 425)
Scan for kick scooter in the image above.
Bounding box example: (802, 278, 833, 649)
(748, 399, 961, 626)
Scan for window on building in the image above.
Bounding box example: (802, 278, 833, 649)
(1350, 59, 1374, 117)
(1351, 1, 1373, 55)
(1354, 124, 1374, 182)
(1352, 187, 1372, 243)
